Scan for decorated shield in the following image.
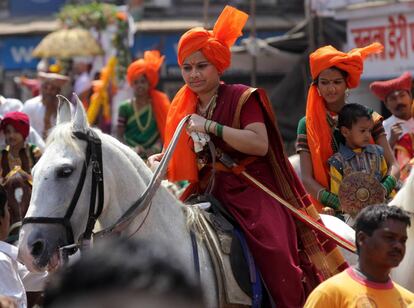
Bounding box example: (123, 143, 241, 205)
(338, 171, 385, 217)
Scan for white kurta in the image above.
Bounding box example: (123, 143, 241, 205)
(0, 96, 23, 115)
(22, 96, 56, 138)
(0, 242, 47, 308)
(383, 115, 414, 141)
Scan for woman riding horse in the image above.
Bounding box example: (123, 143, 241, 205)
(149, 6, 348, 307)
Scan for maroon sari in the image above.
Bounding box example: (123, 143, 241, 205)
(182, 84, 348, 307)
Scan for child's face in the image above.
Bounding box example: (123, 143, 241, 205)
(4, 124, 24, 148)
(341, 117, 374, 149)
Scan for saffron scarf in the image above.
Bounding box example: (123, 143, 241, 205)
(306, 43, 383, 204)
(164, 6, 248, 182)
(126, 50, 170, 141)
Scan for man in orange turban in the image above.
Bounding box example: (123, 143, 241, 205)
(296, 43, 399, 212)
(117, 50, 170, 159)
(151, 6, 351, 307)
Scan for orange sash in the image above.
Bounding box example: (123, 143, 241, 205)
(306, 43, 383, 209)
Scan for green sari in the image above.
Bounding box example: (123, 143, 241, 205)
(118, 100, 160, 149)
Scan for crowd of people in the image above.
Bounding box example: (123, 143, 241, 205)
(0, 4, 414, 308)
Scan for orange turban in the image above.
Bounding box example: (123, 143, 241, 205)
(126, 50, 170, 142)
(306, 43, 383, 210)
(126, 50, 164, 88)
(164, 6, 248, 183)
(177, 5, 248, 74)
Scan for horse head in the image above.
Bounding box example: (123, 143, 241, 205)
(16, 94, 214, 305)
(3, 166, 32, 241)
(18, 94, 150, 272)
(18, 95, 97, 272)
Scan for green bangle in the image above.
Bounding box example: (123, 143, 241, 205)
(381, 175, 397, 196)
(320, 190, 340, 210)
(316, 188, 325, 202)
(216, 124, 224, 138)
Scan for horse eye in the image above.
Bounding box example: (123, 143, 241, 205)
(57, 166, 74, 178)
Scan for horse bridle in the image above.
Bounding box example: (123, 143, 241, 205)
(22, 129, 104, 250)
(21, 115, 191, 255)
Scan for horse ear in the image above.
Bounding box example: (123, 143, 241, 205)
(56, 95, 72, 124)
(72, 93, 89, 132)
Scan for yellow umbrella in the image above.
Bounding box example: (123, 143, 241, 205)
(32, 28, 103, 58)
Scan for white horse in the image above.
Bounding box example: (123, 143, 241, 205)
(17, 98, 359, 306)
(17, 98, 219, 305)
(389, 168, 414, 291)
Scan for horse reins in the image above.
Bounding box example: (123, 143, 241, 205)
(94, 115, 191, 238)
(22, 129, 104, 252)
(22, 115, 191, 256)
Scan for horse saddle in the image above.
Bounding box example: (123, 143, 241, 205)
(186, 194, 258, 307)
(338, 171, 385, 217)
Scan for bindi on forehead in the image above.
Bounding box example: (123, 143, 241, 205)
(387, 90, 408, 99)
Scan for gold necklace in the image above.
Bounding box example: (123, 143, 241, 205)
(132, 98, 152, 132)
(197, 94, 218, 119)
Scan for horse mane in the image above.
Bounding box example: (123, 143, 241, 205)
(46, 123, 84, 154)
(47, 123, 153, 183)
(46, 121, 192, 233)
(100, 133, 153, 185)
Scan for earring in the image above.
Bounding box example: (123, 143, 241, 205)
(345, 88, 350, 98)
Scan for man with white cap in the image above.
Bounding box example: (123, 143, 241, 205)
(22, 72, 69, 139)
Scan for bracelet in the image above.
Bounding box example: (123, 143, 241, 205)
(316, 188, 325, 202)
(216, 123, 224, 138)
(381, 175, 397, 196)
(320, 190, 340, 210)
(204, 120, 210, 133)
(207, 120, 214, 134)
